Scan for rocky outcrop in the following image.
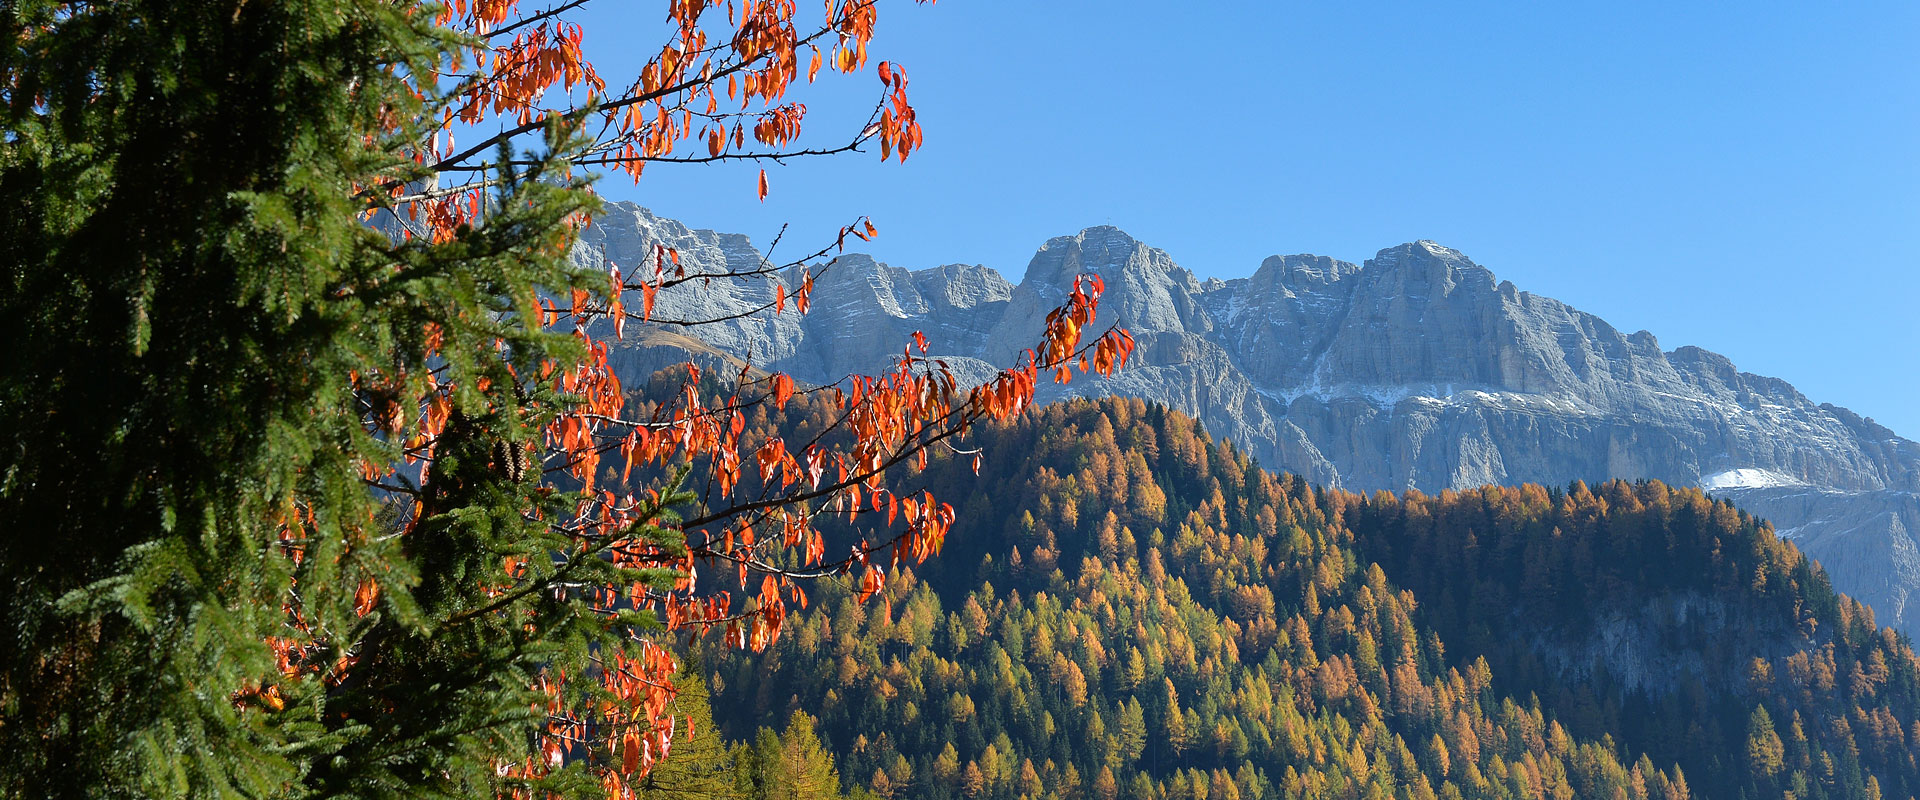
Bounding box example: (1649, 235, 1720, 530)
(573, 202, 1920, 633)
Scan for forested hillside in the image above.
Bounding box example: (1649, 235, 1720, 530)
(1347, 481, 1918, 800)
(674, 398, 1920, 800)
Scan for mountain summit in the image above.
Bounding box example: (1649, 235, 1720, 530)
(575, 202, 1920, 632)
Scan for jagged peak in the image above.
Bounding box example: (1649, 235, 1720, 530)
(1069, 223, 1142, 243)
(1029, 224, 1144, 258)
(1369, 239, 1478, 265)
(1361, 240, 1498, 294)
(1019, 224, 1194, 290)
(596, 201, 687, 233)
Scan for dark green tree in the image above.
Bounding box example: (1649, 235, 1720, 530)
(0, 0, 597, 795)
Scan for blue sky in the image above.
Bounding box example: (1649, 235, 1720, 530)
(573, 1, 1920, 435)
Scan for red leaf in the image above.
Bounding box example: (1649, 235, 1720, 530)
(772, 374, 795, 408)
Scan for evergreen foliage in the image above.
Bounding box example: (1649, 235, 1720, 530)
(0, 1, 614, 795)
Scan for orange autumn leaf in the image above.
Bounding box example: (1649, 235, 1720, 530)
(353, 579, 379, 617)
(772, 374, 795, 408)
(621, 731, 640, 775)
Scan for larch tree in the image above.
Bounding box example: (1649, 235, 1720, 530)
(0, 0, 1132, 798)
(754, 711, 843, 800)
(1748, 706, 1786, 782)
(631, 661, 739, 800)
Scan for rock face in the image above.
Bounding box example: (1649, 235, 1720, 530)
(575, 202, 1920, 632)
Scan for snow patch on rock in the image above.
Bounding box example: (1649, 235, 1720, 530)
(1700, 468, 1808, 491)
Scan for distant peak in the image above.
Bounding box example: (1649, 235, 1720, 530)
(1007, 224, 1213, 319)
(1046, 225, 1145, 253)
(1363, 241, 1497, 293)
(1025, 225, 1165, 280)
(1075, 224, 1137, 239)
(1378, 240, 1471, 261)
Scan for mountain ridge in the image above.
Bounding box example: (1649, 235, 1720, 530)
(574, 201, 1920, 633)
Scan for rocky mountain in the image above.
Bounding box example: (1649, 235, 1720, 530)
(573, 202, 1920, 634)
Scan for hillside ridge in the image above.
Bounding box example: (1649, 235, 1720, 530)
(704, 397, 1920, 800)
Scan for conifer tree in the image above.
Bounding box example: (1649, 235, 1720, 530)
(1749, 706, 1786, 781)
(1, 0, 591, 794)
(635, 663, 742, 800)
(747, 712, 843, 800)
(1118, 697, 1149, 767)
